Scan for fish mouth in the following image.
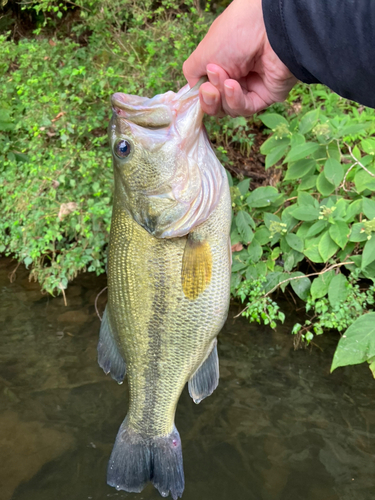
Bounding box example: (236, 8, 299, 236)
(111, 93, 173, 129)
(111, 77, 207, 130)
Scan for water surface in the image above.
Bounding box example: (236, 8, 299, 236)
(1, 258, 374, 500)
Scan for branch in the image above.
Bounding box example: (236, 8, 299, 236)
(340, 142, 375, 191)
(234, 261, 355, 318)
(264, 261, 355, 297)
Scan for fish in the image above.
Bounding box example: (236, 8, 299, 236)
(97, 79, 232, 499)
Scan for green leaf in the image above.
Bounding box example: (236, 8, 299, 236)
(0, 110, 14, 131)
(354, 166, 375, 193)
(312, 145, 328, 160)
(247, 239, 263, 262)
(284, 158, 316, 180)
(332, 198, 348, 219)
(254, 226, 271, 245)
(327, 141, 341, 161)
(291, 206, 320, 221)
(237, 178, 250, 196)
(328, 273, 348, 307)
(298, 109, 319, 135)
(329, 221, 350, 249)
(362, 198, 375, 220)
(245, 264, 259, 281)
(13, 152, 30, 163)
(285, 233, 304, 252)
(361, 260, 375, 281)
(306, 220, 328, 238)
(264, 212, 280, 228)
(230, 228, 241, 245)
(323, 158, 344, 187)
(310, 271, 334, 300)
(271, 247, 281, 260)
(284, 142, 321, 163)
(260, 136, 290, 155)
(318, 231, 339, 261)
(317, 171, 335, 196)
(281, 205, 298, 231)
(265, 142, 290, 169)
(362, 236, 375, 269)
(263, 271, 283, 293)
(368, 357, 375, 379)
(297, 192, 316, 207)
(289, 272, 311, 300)
(349, 222, 368, 242)
(335, 122, 370, 138)
(296, 222, 313, 240)
(290, 133, 306, 149)
(225, 170, 233, 187)
(260, 113, 288, 130)
(331, 313, 375, 371)
(337, 242, 356, 263)
(283, 251, 295, 272)
(304, 244, 324, 263)
(231, 260, 248, 272)
(235, 210, 254, 244)
(361, 138, 375, 155)
(247, 186, 279, 208)
(299, 175, 318, 190)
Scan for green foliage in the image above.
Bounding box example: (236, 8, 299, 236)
(331, 312, 375, 377)
(206, 115, 255, 156)
(0, 0, 212, 294)
(228, 85, 375, 378)
(232, 277, 285, 329)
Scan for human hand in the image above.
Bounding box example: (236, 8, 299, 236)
(183, 0, 297, 117)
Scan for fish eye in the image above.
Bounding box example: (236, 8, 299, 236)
(114, 139, 132, 159)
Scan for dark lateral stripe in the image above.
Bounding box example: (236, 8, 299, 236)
(142, 242, 167, 434)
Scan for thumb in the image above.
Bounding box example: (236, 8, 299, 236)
(183, 44, 207, 87)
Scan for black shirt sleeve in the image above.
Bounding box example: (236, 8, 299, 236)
(262, 0, 375, 108)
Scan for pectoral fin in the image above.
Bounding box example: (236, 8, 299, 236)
(181, 234, 212, 300)
(98, 307, 126, 384)
(188, 340, 219, 404)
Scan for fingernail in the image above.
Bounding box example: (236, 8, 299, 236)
(202, 91, 216, 106)
(207, 69, 219, 87)
(224, 84, 234, 98)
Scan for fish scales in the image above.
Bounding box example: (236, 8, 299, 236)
(99, 80, 231, 499)
(108, 189, 231, 436)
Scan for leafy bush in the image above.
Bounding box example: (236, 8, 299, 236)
(0, 0, 212, 293)
(229, 91, 375, 378)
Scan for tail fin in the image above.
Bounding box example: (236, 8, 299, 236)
(107, 419, 184, 500)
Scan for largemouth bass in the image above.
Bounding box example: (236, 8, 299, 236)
(98, 80, 231, 499)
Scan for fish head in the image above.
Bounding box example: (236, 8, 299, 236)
(109, 80, 224, 238)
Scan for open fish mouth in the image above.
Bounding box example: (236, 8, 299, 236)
(111, 77, 208, 130)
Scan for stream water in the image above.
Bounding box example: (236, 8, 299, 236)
(1, 257, 374, 500)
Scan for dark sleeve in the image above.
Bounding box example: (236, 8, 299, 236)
(262, 0, 375, 108)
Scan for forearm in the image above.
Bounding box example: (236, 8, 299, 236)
(262, 0, 375, 108)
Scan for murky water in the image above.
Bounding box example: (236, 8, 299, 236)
(1, 257, 374, 500)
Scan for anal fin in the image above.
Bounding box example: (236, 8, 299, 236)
(98, 306, 126, 383)
(188, 340, 219, 404)
(181, 233, 212, 300)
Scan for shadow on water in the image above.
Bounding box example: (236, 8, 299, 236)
(0, 257, 374, 500)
